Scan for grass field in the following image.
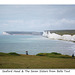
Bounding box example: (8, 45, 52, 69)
(0, 52, 75, 69)
(47, 30, 75, 35)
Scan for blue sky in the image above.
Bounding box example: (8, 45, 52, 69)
(0, 5, 75, 34)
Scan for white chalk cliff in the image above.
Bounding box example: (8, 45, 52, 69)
(3, 32, 10, 35)
(42, 31, 75, 42)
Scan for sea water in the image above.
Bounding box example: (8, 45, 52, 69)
(0, 35, 75, 55)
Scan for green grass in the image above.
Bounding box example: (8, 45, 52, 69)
(0, 52, 8, 56)
(0, 52, 20, 56)
(0, 52, 75, 69)
(8, 52, 20, 56)
(36, 52, 72, 58)
(49, 30, 75, 35)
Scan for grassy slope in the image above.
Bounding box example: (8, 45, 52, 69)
(50, 30, 75, 35)
(0, 53, 75, 69)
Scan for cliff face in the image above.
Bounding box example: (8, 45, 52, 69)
(42, 30, 75, 41)
(3, 31, 43, 35)
(3, 32, 10, 35)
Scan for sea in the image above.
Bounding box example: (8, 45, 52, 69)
(0, 35, 75, 56)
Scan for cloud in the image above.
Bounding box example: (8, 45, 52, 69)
(1, 18, 75, 31)
(0, 5, 75, 33)
(54, 18, 75, 26)
(2, 24, 8, 26)
(32, 18, 75, 30)
(47, 18, 75, 30)
(7, 20, 24, 23)
(60, 18, 75, 24)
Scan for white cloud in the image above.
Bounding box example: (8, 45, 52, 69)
(60, 18, 75, 24)
(2, 24, 8, 26)
(7, 20, 24, 23)
(49, 18, 75, 26)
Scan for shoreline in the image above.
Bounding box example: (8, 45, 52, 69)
(43, 36, 75, 43)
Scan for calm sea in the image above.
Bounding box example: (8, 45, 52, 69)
(0, 35, 75, 55)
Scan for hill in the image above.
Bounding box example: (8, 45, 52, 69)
(3, 31, 43, 35)
(45, 30, 75, 35)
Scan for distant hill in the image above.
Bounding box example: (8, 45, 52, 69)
(45, 30, 75, 35)
(3, 31, 43, 35)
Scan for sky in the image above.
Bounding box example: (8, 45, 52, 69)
(0, 5, 75, 34)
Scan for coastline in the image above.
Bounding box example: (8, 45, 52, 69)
(42, 31, 75, 43)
